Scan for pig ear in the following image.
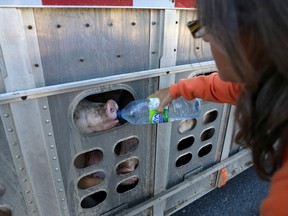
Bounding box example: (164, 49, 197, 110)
(106, 101, 116, 114)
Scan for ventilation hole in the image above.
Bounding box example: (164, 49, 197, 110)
(0, 207, 12, 216)
(176, 153, 192, 167)
(198, 144, 212, 157)
(203, 110, 218, 124)
(114, 137, 139, 155)
(77, 171, 105, 189)
(200, 128, 215, 141)
(178, 119, 197, 134)
(81, 191, 107, 208)
(73, 90, 134, 134)
(177, 136, 194, 151)
(74, 149, 103, 169)
(116, 176, 139, 193)
(116, 158, 139, 175)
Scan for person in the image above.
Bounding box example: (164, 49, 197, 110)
(150, 0, 288, 215)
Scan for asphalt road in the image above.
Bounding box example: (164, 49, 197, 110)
(172, 166, 270, 216)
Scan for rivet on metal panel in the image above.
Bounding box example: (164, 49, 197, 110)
(116, 54, 121, 58)
(63, 207, 66, 210)
(19, 167, 24, 171)
(56, 24, 61, 28)
(55, 168, 59, 171)
(28, 25, 33, 30)
(48, 133, 52, 136)
(21, 96, 27, 100)
(131, 22, 136, 26)
(196, 47, 200, 50)
(53, 157, 57, 160)
(151, 51, 156, 54)
(15, 155, 20, 159)
(4, 114, 9, 118)
(152, 21, 156, 25)
(85, 23, 90, 27)
(8, 128, 13, 132)
(176, 21, 178, 24)
(29, 201, 33, 204)
(79, 58, 84, 62)
(59, 188, 63, 192)
(61, 198, 65, 201)
(166, 71, 170, 74)
(45, 120, 50, 123)
(23, 178, 27, 182)
(34, 64, 39, 67)
(26, 190, 31, 194)
(50, 145, 55, 149)
(108, 22, 113, 26)
(57, 179, 61, 182)
(12, 142, 17, 146)
(43, 106, 47, 110)
(174, 49, 177, 52)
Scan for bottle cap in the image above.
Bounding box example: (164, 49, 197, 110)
(116, 109, 122, 120)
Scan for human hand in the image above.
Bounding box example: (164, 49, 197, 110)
(149, 87, 174, 114)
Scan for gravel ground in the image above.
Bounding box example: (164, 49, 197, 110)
(172, 166, 270, 216)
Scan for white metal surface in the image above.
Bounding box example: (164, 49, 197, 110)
(0, 6, 249, 216)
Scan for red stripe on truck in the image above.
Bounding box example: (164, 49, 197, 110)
(42, 0, 133, 6)
(175, 0, 197, 8)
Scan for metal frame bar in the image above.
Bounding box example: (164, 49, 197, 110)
(0, 5, 196, 10)
(115, 148, 252, 216)
(0, 60, 216, 105)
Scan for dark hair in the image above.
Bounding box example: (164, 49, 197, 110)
(197, 0, 288, 180)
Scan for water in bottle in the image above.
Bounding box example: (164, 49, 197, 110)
(116, 97, 201, 124)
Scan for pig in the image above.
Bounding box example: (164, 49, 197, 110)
(79, 141, 139, 189)
(73, 99, 119, 133)
(74, 99, 138, 189)
(178, 119, 196, 134)
(78, 150, 105, 189)
(116, 138, 139, 186)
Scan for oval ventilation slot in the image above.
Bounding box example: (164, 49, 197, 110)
(203, 110, 218, 124)
(78, 171, 105, 189)
(73, 89, 134, 134)
(114, 137, 139, 156)
(0, 207, 12, 216)
(178, 119, 197, 134)
(81, 191, 107, 208)
(116, 177, 139, 193)
(200, 128, 215, 141)
(198, 144, 213, 157)
(177, 136, 194, 151)
(176, 153, 192, 167)
(74, 149, 103, 169)
(116, 158, 139, 175)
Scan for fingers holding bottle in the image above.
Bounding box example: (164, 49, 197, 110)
(149, 87, 174, 114)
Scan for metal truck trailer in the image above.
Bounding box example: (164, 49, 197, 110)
(0, 1, 252, 215)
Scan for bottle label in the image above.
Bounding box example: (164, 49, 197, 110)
(148, 98, 168, 124)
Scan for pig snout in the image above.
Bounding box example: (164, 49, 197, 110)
(105, 99, 119, 120)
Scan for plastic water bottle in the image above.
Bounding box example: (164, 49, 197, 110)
(117, 97, 201, 124)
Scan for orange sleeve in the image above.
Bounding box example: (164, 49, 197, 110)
(169, 73, 242, 105)
(260, 150, 288, 216)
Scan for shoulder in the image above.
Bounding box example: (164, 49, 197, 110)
(260, 149, 288, 216)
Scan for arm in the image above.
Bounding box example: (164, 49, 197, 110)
(170, 72, 242, 105)
(151, 72, 242, 113)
